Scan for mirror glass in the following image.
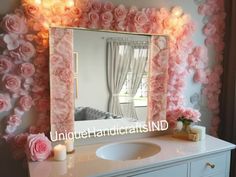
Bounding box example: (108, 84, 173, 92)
(74, 30, 150, 117)
(73, 29, 150, 132)
(49, 27, 169, 136)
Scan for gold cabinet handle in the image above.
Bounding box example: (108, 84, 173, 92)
(206, 162, 215, 169)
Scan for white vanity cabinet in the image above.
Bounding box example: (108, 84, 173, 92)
(98, 151, 230, 177)
(128, 164, 188, 177)
(121, 152, 230, 177)
(28, 135, 235, 177)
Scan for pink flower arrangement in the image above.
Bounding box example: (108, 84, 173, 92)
(25, 133, 52, 162)
(167, 107, 201, 127)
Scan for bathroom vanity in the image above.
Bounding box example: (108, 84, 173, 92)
(28, 135, 235, 177)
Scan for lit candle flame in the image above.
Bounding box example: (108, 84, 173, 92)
(35, 0, 41, 5)
(66, 0, 74, 7)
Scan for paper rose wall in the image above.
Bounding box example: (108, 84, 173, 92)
(0, 0, 225, 159)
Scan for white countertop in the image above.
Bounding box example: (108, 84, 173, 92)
(28, 135, 236, 177)
(74, 119, 146, 133)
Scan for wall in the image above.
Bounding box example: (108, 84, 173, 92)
(0, 1, 29, 177)
(0, 0, 214, 176)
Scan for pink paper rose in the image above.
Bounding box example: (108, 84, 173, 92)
(7, 114, 22, 126)
(1, 14, 28, 34)
(88, 11, 99, 28)
(100, 11, 113, 29)
(91, 0, 102, 12)
(25, 133, 52, 162)
(203, 23, 216, 36)
(134, 11, 149, 27)
(0, 55, 13, 74)
(19, 95, 33, 111)
(102, 1, 114, 12)
(18, 41, 36, 61)
(2, 74, 21, 92)
(24, 4, 40, 18)
(114, 4, 127, 21)
(19, 63, 35, 78)
(0, 93, 11, 112)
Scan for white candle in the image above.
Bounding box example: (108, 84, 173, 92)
(65, 139, 74, 153)
(53, 144, 67, 161)
(191, 125, 206, 140)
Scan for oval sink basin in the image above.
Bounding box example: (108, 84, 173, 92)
(96, 142, 161, 161)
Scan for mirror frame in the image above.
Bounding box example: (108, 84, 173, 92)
(49, 27, 169, 137)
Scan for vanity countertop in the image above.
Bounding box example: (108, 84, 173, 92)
(28, 135, 236, 177)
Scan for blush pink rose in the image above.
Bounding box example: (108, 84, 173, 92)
(7, 114, 22, 127)
(1, 14, 28, 34)
(91, 0, 102, 12)
(24, 4, 40, 18)
(25, 133, 52, 162)
(203, 23, 216, 36)
(88, 11, 99, 24)
(2, 74, 21, 92)
(100, 11, 113, 29)
(0, 93, 11, 112)
(134, 11, 148, 28)
(53, 67, 72, 83)
(114, 4, 127, 21)
(156, 8, 170, 20)
(0, 55, 13, 74)
(18, 41, 36, 61)
(19, 95, 33, 111)
(102, 1, 114, 12)
(19, 63, 35, 78)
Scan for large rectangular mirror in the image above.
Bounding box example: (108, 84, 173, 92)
(74, 29, 149, 119)
(49, 27, 169, 137)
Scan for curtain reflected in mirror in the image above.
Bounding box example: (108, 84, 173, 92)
(107, 39, 149, 121)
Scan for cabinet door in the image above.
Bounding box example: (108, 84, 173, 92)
(190, 153, 227, 177)
(128, 164, 188, 177)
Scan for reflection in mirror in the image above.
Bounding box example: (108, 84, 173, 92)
(50, 27, 169, 136)
(73, 29, 150, 123)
